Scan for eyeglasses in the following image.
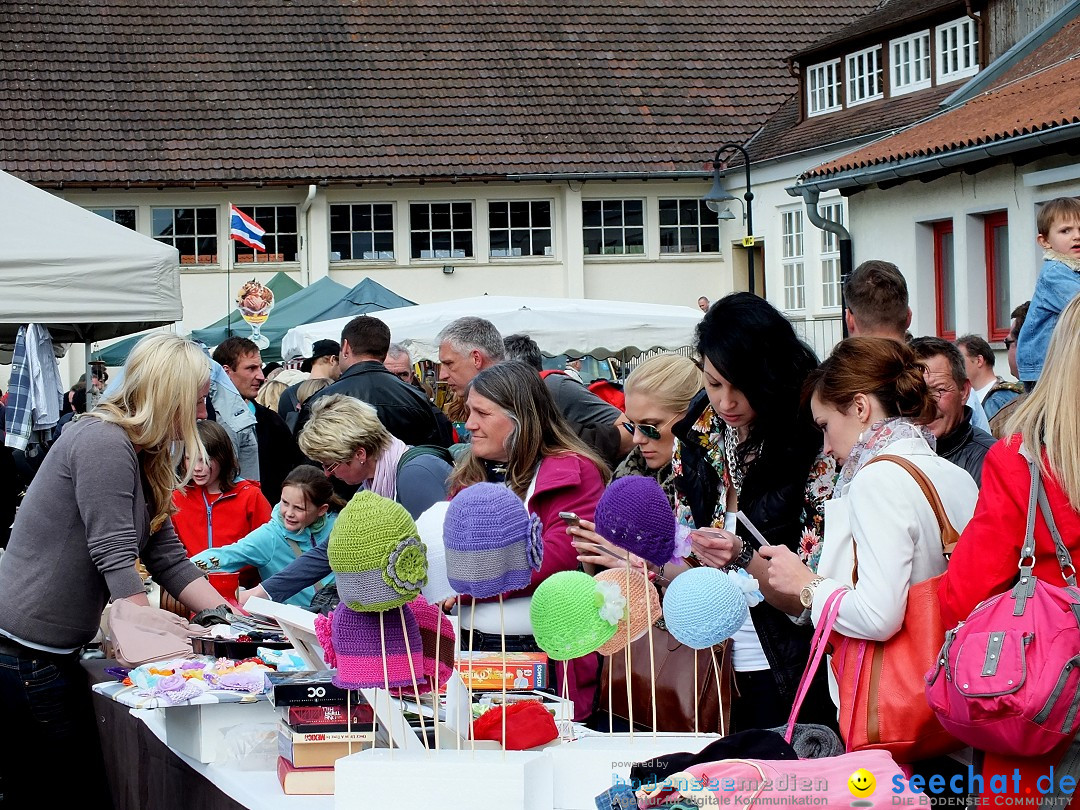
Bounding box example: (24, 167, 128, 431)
(620, 414, 679, 441)
(1003, 337, 1017, 350)
(320, 460, 341, 476)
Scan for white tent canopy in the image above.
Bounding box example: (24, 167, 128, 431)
(0, 170, 181, 344)
(281, 295, 702, 362)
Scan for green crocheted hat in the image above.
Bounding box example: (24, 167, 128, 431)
(328, 491, 428, 612)
(529, 570, 623, 661)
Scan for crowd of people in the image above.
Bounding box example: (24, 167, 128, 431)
(2, 195, 1080, 806)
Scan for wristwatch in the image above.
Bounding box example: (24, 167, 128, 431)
(800, 576, 826, 609)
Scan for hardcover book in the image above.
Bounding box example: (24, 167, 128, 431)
(264, 670, 361, 706)
(276, 756, 334, 795)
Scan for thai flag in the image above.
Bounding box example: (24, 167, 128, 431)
(230, 205, 266, 251)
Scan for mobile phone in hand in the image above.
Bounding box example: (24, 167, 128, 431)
(558, 511, 581, 527)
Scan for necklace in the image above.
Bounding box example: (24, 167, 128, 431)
(724, 424, 745, 496)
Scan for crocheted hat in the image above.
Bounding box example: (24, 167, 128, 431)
(594, 567, 662, 657)
(324, 604, 424, 690)
(328, 490, 428, 612)
(662, 567, 749, 649)
(414, 501, 456, 604)
(529, 570, 622, 661)
(443, 482, 543, 598)
(593, 476, 677, 567)
(408, 595, 457, 692)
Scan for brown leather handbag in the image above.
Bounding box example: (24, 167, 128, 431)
(601, 620, 733, 734)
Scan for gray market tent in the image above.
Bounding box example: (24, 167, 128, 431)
(191, 276, 416, 363)
(91, 271, 304, 366)
(0, 170, 181, 344)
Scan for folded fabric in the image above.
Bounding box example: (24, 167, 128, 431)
(767, 722, 845, 759)
(628, 728, 797, 787)
(107, 599, 208, 668)
(471, 700, 558, 750)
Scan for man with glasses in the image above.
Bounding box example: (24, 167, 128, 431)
(910, 337, 996, 486)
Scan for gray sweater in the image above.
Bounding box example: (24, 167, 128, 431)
(0, 417, 205, 649)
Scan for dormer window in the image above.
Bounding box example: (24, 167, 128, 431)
(937, 17, 979, 82)
(845, 45, 883, 105)
(807, 59, 841, 116)
(891, 31, 932, 95)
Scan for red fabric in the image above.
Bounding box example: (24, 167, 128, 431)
(939, 437, 1080, 808)
(471, 701, 559, 750)
(171, 479, 272, 588)
(587, 380, 625, 412)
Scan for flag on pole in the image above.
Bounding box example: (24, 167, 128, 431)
(230, 205, 267, 251)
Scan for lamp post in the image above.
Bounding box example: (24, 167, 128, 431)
(703, 143, 755, 296)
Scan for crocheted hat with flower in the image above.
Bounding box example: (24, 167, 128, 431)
(443, 482, 543, 598)
(594, 567, 662, 657)
(315, 603, 424, 690)
(529, 570, 623, 661)
(662, 567, 750, 649)
(408, 595, 457, 692)
(328, 490, 428, 612)
(593, 476, 678, 567)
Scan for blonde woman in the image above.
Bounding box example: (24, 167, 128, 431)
(254, 377, 288, 412)
(0, 333, 233, 807)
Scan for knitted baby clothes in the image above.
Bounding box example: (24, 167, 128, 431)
(663, 567, 748, 649)
(328, 490, 428, 612)
(530, 570, 621, 661)
(443, 482, 543, 598)
(594, 567, 662, 657)
(593, 476, 677, 567)
(329, 603, 424, 690)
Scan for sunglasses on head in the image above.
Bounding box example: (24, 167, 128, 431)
(620, 414, 678, 441)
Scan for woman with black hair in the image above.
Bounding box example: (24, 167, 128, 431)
(671, 292, 838, 731)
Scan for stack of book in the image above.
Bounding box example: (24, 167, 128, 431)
(265, 671, 376, 795)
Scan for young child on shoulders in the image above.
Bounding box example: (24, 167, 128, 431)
(191, 465, 342, 608)
(1016, 196, 1080, 389)
(172, 420, 273, 588)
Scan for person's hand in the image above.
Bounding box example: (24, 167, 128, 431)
(442, 596, 459, 614)
(239, 585, 267, 606)
(191, 605, 233, 627)
(569, 519, 643, 571)
(757, 545, 816, 597)
(690, 527, 742, 569)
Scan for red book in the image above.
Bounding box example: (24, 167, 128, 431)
(276, 756, 334, 795)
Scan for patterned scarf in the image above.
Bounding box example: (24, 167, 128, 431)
(833, 416, 936, 498)
(370, 435, 408, 501)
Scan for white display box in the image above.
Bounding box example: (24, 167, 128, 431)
(163, 699, 278, 763)
(550, 732, 721, 810)
(334, 747, 553, 810)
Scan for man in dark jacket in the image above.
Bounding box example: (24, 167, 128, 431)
(911, 337, 996, 487)
(294, 316, 445, 448)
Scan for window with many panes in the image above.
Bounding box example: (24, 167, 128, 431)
(233, 205, 298, 263)
(90, 208, 136, 230)
(658, 199, 721, 254)
(891, 31, 932, 94)
(933, 220, 956, 339)
(410, 202, 473, 259)
(330, 203, 395, 261)
(582, 200, 645, 256)
(819, 201, 844, 309)
(846, 46, 883, 105)
(807, 60, 841, 115)
(937, 17, 979, 82)
(782, 210, 806, 311)
(985, 212, 1010, 341)
(153, 207, 218, 265)
(489, 201, 553, 258)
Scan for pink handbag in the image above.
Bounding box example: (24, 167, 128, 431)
(926, 457, 1080, 757)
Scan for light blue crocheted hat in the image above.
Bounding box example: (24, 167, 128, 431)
(662, 567, 750, 649)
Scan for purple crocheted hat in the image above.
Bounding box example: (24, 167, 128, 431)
(443, 482, 543, 598)
(328, 604, 424, 690)
(593, 476, 677, 566)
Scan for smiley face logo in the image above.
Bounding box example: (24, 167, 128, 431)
(848, 768, 876, 799)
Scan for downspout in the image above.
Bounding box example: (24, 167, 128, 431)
(299, 184, 317, 286)
(964, 0, 986, 71)
(793, 186, 854, 339)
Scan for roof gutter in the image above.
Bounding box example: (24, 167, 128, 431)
(505, 171, 711, 182)
(787, 120, 1080, 195)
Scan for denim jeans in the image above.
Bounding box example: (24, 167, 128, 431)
(0, 641, 112, 806)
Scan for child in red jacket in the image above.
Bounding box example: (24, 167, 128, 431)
(172, 420, 272, 588)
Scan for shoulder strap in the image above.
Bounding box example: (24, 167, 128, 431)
(397, 444, 454, 476)
(864, 455, 959, 555)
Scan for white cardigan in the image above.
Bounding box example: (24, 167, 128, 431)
(809, 436, 979, 641)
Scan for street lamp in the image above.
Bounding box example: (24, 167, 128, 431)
(703, 143, 755, 296)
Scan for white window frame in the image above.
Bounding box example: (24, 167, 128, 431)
(581, 199, 646, 257)
(329, 202, 396, 262)
(937, 16, 979, 82)
(890, 30, 932, 95)
(781, 209, 806, 312)
(806, 59, 841, 116)
(409, 201, 475, 260)
(845, 45, 883, 106)
(658, 198, 722, 255)
(90, 207, 137, 230)
(488, 199, 554, 259)
(819, 201, 844, 309)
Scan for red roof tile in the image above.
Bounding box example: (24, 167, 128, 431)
(0, 0, 882, 187)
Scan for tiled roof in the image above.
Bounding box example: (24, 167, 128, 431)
(794, 0, 968, 61)
(802, 20, 1080, 181)
(0, 0, 881, 187)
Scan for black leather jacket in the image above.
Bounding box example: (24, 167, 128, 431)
(935, 406, 996, 487)
(672, 390, 827, 714)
